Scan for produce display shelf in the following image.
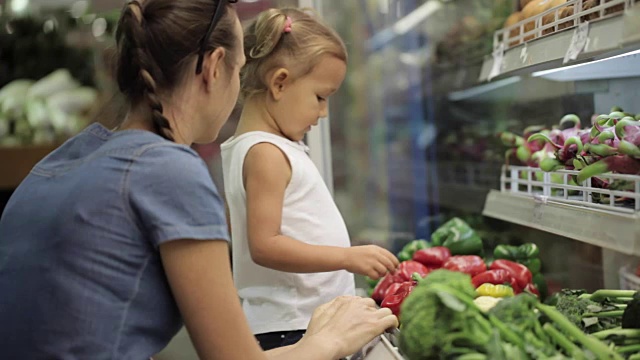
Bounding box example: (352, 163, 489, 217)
(483, 166, 640, 256)
(479, 0, 640, 81)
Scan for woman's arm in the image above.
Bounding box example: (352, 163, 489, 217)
(161, 239, 268, 360)
(160, 239, 397, 360)
(243, 143, 397, 278)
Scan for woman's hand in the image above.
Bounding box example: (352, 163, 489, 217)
(161, 239, 397, 360)
(302, 296, 398, 358)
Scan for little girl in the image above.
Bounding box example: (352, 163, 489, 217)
(221, 8, 399, 351)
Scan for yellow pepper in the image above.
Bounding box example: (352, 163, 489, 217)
(476, 283, 514, 298)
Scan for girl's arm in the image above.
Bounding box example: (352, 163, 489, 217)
(244, 143, 398, 279)
(160, 239, 397, 360)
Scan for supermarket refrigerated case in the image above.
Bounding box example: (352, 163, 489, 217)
(313, 0, 640, 305)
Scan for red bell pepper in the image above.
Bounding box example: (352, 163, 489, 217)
(381, 281, 416, 317)
(471, 269, 511, 288)
(443, 255, 487, 277)
(396, 260, 430, 281)
(371, 272, 400, 304)
(383, 282, 403, 299)
(490, 259, 532, 289)
(412, 247, 451, 269)
(524, 283, 540, 298)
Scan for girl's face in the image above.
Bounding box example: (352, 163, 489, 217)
(269, 55, 346, 142)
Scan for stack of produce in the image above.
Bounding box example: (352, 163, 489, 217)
(397, 269, 634, 360)
(493, 243, 548, 300)
(367, 218, 548, 318)
(498, 108, 640, 204)
(502, 0, 627, 46)
(0, 69, 97, 146)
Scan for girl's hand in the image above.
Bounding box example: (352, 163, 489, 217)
(303, 296, 398, 358)
(343, 245, 399, 279)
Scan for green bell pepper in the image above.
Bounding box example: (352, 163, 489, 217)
(532, 272, 548, 301)
(444, 228, 483, 256)
(493, 245, 520, 260)
(494, 243, 540, 260)
(484, 256, 494, 269)
(365, 276, 380, 289)
(519, 258, 542, 274)
(519, 243, 540, 258)
(396, 239, 430, 261)
(431, 218, 483, 255)
(431, 218, 466, 246)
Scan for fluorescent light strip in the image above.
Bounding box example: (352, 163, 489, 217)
(448, 76, 522, 101)
(367, 0, 442, 50)
(532, 49, 640, 77)
(393, 1, 442, 35)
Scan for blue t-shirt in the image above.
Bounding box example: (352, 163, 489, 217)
(0, 123, 229, 359)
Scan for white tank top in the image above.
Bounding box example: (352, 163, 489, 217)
(220, 131, 355, 335)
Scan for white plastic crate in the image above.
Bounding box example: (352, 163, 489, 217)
(494, 0, 638, 51)
(619, 264, 640, 290)
(500, 165, 640, 214)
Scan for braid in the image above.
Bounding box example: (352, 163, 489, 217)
(139, 68, 172, 140)
(118, 1, 173, 141)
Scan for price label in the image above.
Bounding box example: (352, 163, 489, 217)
(564, 21, 590, 64)
(520, 43, 529, 63)
(532, 202, 544, 225)
(532, 195, 548, 225)
(488, 43, 505, 80)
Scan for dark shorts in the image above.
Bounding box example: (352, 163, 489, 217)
(256, 330, 306, 350)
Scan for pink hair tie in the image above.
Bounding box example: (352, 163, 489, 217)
(283, 16, 292, 33)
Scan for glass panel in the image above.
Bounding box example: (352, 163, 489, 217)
(322, 0, 640, 294)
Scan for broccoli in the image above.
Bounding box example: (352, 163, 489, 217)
(555, 289, 628, 334)
(398, 270, 495, 359)
(489, 294, 561, 358)
(555, 291, 598, 330)
(398, 270, 527, 360)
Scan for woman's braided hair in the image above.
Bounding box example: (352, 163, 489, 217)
(115, 0, 238, 141)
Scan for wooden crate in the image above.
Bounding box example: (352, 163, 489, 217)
(0, 144, 58, 190)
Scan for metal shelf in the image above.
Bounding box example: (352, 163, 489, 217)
(478, 3, 640, 82)
(483, 164, 640, 256)
(483, 190, 640, 256)
(351, 333, 405, 360)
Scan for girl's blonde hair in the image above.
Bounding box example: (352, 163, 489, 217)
(241, 8, 347, 100)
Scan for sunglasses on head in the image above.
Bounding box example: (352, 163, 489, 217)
(195, 0, 238, 74)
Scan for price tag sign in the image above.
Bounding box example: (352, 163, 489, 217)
(520, 43, 529, 63)
(532, 202, 544, 225)
(532, 195, 548, 225)
(564, 21, 590, 64)
(488, 43, 505, 81)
